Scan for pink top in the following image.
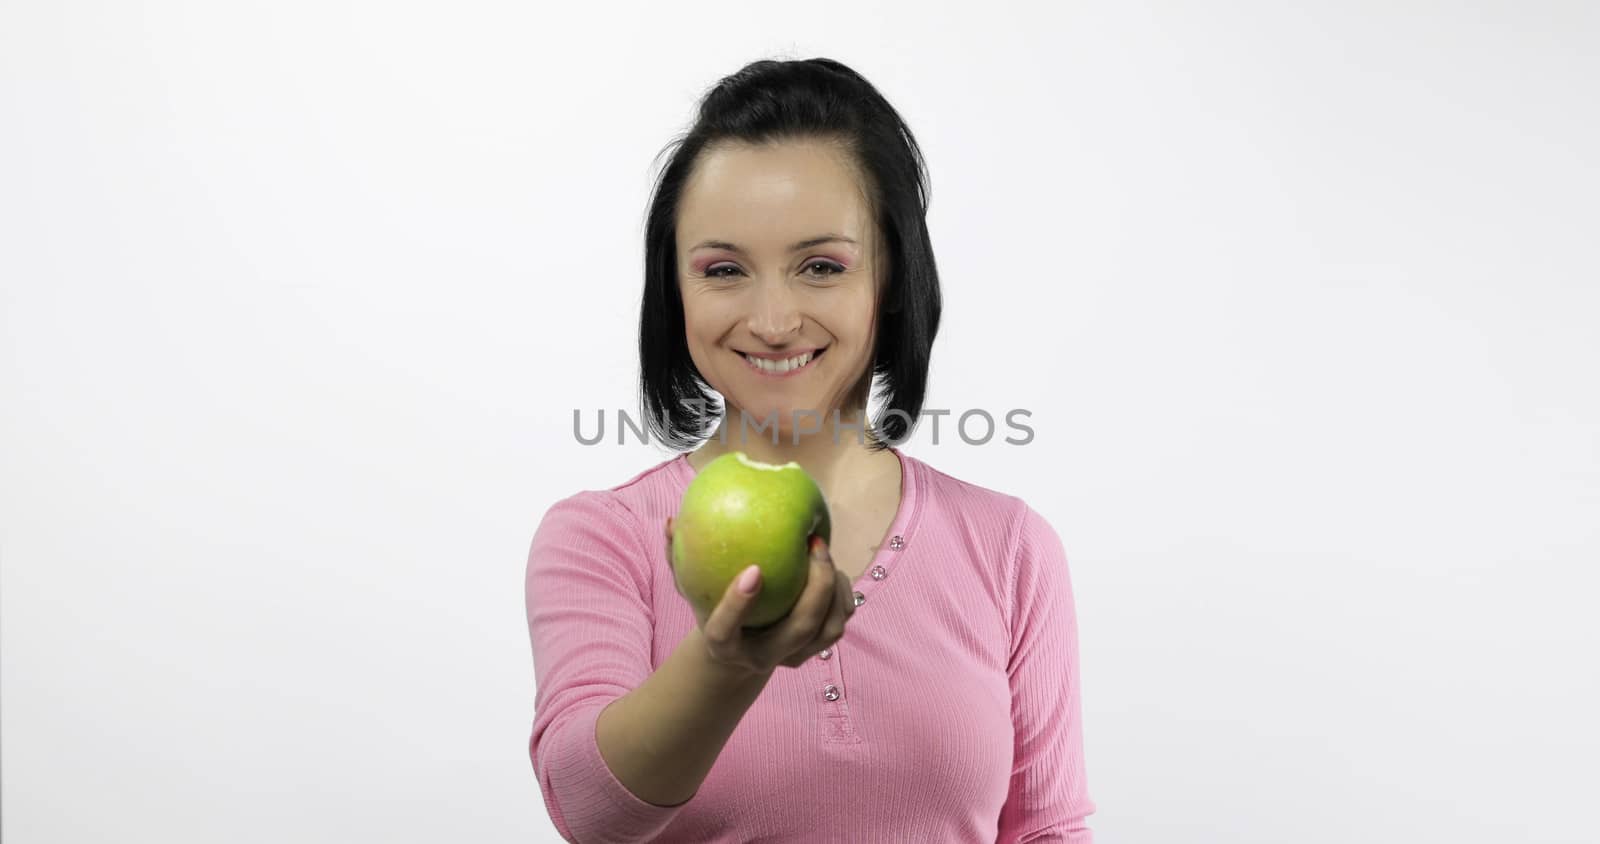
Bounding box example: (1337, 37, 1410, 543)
(524, 447, 1097, 842)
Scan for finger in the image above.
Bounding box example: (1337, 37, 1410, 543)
(788, 536, 840, 637)
(810, 535, 843, 612)
(819, 569, 856, 640)
(702, 564, 761, 647)
(787, 569, 851, 664)
(835, 566, 855, 620)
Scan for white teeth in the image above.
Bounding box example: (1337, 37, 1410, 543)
(744, 351, 815, 373)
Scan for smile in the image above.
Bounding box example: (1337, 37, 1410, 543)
(739, 347, 826, 377)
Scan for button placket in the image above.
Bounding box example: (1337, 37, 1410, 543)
(807, 457, 910, 746)
(853, 533, 903, 604)
(813, 530, 905, 665)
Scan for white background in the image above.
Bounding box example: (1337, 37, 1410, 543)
(3, 1, 1597, 842)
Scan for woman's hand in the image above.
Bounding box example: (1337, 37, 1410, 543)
(665, 516, 856, 675)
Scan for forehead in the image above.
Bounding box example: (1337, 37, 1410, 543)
(676, 140, 871, 250)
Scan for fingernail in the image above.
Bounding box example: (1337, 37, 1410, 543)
(737, 565, 760, 594)
(809, 536, 823, 555)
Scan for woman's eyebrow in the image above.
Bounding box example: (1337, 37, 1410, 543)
(690, 234, 858, 254)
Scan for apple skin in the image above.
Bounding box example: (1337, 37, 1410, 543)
(671, 452, 831, 629)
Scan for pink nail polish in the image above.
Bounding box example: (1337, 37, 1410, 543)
(737, 565, 760, 594)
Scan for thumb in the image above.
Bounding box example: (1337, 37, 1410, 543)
(705, 564, 762, 642)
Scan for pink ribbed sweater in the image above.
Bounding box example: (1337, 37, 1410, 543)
(524, 447, 1096, 842)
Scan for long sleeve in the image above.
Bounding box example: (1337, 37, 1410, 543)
(995, 504, 1098, 843)
(525, 490, 686, 843)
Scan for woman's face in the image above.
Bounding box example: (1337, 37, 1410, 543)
(675, 138, 881, 437)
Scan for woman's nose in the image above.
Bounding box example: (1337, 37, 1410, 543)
(747, 279, 802, 342)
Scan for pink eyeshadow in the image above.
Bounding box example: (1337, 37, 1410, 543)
(688, 254, 853, 273)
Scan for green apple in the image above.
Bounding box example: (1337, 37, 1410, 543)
(671, 452, 831, 629)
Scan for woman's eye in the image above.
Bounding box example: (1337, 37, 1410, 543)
(705, 264, 742, 279)
(803, 260, 845, 280)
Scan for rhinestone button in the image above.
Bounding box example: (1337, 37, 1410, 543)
(823, 684, 841, 701)
(853, 591, 865, 607)
(818, 648, 833, 660)
(889, 535, 904, 550)
(870, 565, 887, 580)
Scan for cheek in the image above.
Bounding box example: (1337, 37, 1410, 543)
(678, 298, 737, 359)
(819, 295, 877, 342)
(678, 290, 717, 330)
(683, 308, 732, 341)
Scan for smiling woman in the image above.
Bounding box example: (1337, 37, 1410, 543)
(525, 57, 1097, 843)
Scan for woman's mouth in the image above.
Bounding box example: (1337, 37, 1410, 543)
(739, 347, 827, 378)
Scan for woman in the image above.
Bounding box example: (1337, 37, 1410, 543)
(526, 57, 1096, 843)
